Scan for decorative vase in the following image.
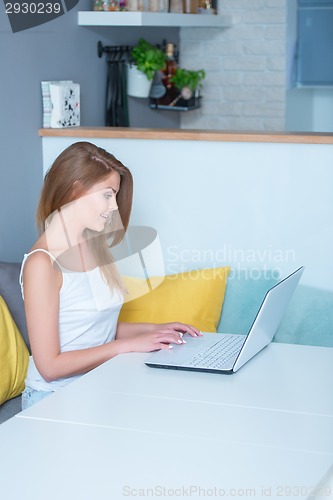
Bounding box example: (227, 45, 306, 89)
(127, 64, 152, 98)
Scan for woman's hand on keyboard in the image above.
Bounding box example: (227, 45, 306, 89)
(124, 324, 201, 352)
(156, 322, 202, 338)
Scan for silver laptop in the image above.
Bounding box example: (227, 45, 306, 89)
(146, 266, 304, 374)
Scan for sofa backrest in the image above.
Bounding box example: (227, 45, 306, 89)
(218, 269, 333, 347)
(0, 262, 30, 353)
(217, 269, 279, 335)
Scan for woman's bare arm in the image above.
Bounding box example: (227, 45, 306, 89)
(23, 253, 186, 382)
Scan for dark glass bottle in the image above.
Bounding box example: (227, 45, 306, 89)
(159, 43, 178, 106)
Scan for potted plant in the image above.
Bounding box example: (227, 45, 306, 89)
(127, 38, 166, 98)
(169, 68, 206, 105)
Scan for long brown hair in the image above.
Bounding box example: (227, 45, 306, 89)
(37, 141, 133, 291)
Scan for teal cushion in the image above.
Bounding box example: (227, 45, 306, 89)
(217, 270, 333, 347)
(217, 269, 279, 335)
(275, 285, 333, 347)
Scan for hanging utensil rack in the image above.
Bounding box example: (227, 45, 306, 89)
(98, 41, 133, 62)
(97, 40, 177, 62)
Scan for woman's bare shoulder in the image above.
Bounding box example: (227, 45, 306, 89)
(24, 238, 62, 289)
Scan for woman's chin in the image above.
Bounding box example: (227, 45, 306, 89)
(85, 221, 108, 233)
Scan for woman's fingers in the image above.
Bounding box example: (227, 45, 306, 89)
(158, 343, 174, 350)
(168, 322, 202, 338)
(154, 330, 187, 345)
(140, 325, 203, 353)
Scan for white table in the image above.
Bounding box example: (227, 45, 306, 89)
(1, 342, 333, 499)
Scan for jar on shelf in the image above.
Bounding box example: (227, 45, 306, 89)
(92, 0, 104, 10)
(149, 0, 167, 11)
(158, 0, 168, 11)
(126, 0, 136, 9)
(169, 0, 183, 12)
(127, 0, 144, 9)
(198, 0, 215, 13)
(183, 0, 197, 13)
(149, 0, 158, 10)
(93, 0, 120, 9)
(127, 0, 137, 9)
(108, 0, 119, 10)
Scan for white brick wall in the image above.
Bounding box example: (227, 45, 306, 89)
(179, 0, 287, 131)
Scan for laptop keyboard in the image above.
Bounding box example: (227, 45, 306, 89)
(184, 335, 245, 369)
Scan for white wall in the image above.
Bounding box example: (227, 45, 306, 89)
(42, 136, 333, 292)
(179, 0, 287, 131)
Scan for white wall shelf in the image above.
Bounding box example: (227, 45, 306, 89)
(78, 11, 232, 27)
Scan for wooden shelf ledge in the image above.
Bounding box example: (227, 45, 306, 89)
(39, 127, 333, 144)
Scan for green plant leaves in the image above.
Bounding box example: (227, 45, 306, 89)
(170, 68, 206, 91)
(131, 38, 166, 80)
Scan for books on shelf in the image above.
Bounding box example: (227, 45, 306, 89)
(41, 81, 80, 128)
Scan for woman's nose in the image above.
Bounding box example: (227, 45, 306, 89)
(109, 196, 118, 210)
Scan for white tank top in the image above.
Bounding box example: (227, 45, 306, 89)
(20, 249, 123, 392)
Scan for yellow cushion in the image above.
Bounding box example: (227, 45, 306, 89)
(119, 267, 230, 332)
(0, 296, 29, 405)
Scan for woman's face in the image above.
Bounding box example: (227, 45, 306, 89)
(76, 171, 121, 232)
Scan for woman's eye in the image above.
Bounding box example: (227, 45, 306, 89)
(104, 193, 113, 199)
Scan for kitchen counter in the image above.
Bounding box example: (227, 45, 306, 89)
(38, 127, 333, 145)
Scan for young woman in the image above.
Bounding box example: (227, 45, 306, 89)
(20, 142, 200, 409)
